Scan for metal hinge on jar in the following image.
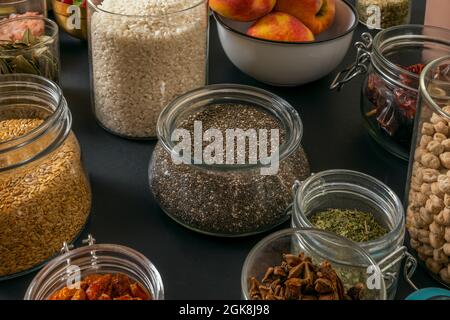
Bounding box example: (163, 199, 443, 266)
(330, 33, 373, 91)
(378, 246, 418, 291)
(60, 234, 98, 266)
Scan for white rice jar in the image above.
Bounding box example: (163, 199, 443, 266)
(87, 0, 209, 139)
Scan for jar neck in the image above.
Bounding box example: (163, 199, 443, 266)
(157, 84, 303, 171)
(0, 74, 71, 172)
(371, 25, 450, 93)
(292, 170, 405, 253)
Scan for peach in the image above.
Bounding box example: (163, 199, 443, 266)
(275, 0, 336, 35)
(209, 0, 276, 22)
(247, 12, 315, 42)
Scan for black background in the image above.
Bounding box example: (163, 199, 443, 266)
(0, 0, 444, 300)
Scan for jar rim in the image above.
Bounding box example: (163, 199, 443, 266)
(241, 228, 387, 300)
(0, 16, 58, 53)
(293, 169, 405, 248)
(372, 24, 450, 91)
(419, 55, 450, 120)
(24, 243, 164, 300)
(156, 84, 304, 171)
(0, 74, 70, 172)
(87, 0, 207, 18)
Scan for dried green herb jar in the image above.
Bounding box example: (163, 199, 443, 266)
(357, 0, 411, 29)
(291, 170, 414, 299)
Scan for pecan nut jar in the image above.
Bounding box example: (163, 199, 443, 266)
(406, 55, 450, 286)
(0, 74, 91, 280)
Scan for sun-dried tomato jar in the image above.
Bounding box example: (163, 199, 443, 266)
(331, 25, 450, 160)
(24, 235, 164, 300)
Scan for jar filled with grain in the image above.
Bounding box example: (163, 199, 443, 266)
(406, 55, 450, 287)
(87, 0, 209, 139)
(291, 170, 415, 299)
(149, 84, 311, 237)
(0, 74, 91, 280)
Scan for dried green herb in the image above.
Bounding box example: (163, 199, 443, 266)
(357, 0, 410, 29)
(310, 209, 388, 242)
(0, 28, 59, 82)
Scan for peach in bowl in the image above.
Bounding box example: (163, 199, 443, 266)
(213, 0, 358, 86)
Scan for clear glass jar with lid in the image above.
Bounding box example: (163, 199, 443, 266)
(87, 0, 209, 139)
(406, 55, 450, 287)
(242, 228, 414, 300)
(149, 84, 311, 237)
(25, 235, 164, 300)
(332, 25, 450, 160)
(0, 74, 91, 280)
(0, 0, 47, 18)
(291, 170, 415, 299)
(356, 0, 411, 29)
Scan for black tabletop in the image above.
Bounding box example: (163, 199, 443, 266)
(0, 0, 444, 300)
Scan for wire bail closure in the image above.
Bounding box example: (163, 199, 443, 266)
(330, 32, 373, 91)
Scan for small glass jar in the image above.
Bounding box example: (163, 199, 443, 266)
(149, 84, 311, 237)
(405, 55, 450, 287)
(356, 0, 411, 30)
(291, 170, 410, 299)
(24, 236, 164, 300)
(242, 228, 388, 300)
(0, 74, 91, 280)
(0, 16, 60, 83)
(0, 0, 47, 18)
(332, 25, 450, 160)
(87, 0, 209, 139)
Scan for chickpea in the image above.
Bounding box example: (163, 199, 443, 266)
(408, 226, 419, 239)
(435, 208, 450, 226)
(425, 195, 444, 215)
(430, 221, 445, 236)
(444, 243, 450, 256)
(431, 113, 445, 124)
(427, 140, 445, 156)
(439, 268, 450, 284)
(414, 148, 425, 161)
(442, 139, 450, 151)
(433, 249, 448, 264)
(418, 244, 434, 257)
(422, 122, 435, 136)
(411, 175, 423, 189)
(426, 258, 442, 274)
(420, 135, 433, 147)
(410, 238, 421, 250)
(434, 133, 447, 142)
(413, 212, 427, 228)
(420, 183, 432, 195)
(445, 227, 450, 242)
(440, 152, 450, 169)
(422, 168, 439, 183)
(434, 122, 449, 136)
(437, 175, 450, 194)
(431, 182, 444, 197)
(442, 105, 450, 115)
(421, 152, 441, 169)
(419, 234, 431, 245)
(430, 232, 445, 249)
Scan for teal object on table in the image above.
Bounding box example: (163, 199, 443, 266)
(406, 288, 450, 300)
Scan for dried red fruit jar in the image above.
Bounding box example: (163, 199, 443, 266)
(24, 235, 164, 300)
(332, 25, 450, 160)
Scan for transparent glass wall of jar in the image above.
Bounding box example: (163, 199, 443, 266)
(0, 0, 47, 18)
(0, 74, 91, 280)
(87, 0, 209, 139)
(406, 55, 450, 287)
(292, 170, 406, 299)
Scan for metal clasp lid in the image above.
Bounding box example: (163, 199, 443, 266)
(378, 246, 418, 291)
(330, 32, 373, 91)
(60, 234, 98, 266)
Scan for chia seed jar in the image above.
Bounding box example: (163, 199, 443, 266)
(332, 25, 450, 160)
(291, 170, 414, 299)
(406, 55, 450, 287)
(149, 84, 311, 237)
(0, 74, 91, 280)
(25, 236, 164, 300)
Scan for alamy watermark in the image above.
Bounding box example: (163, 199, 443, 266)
(170, 121, 280, 175)
(365, 5, 382, 29)
(66, 5, 84, 31)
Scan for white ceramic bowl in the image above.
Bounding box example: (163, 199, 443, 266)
(214, 0, 358, 86)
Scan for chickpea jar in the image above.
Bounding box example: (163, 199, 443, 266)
(406, 55, 450, 286)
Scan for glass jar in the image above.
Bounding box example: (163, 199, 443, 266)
(331, 25, 450, 160)
(149, 84, 311, 237)
(242, 228, 389, 300)
(406, 55, 450, 287)
(0, 74, 91, 280)
(87, 0, 209, 139)
(0, 16, 60, 83)
(0, 0, 47, 18)
(25, 235, 164, 300)
(356, 0, 411, 30)
(291, 170, 412, 299)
